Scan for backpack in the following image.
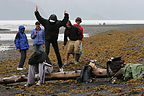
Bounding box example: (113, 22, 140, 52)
(28, 51, 51, 65)
(107, 57, 124, 77)
(14, 32, 20, 44)
(77, 63, 93, 83)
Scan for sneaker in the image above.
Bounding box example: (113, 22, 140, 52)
(24, 83, 32, 87)
(17, 67, 26, 70)
(74, 61, 78, 64)
(59, 68, 64, 72)
(17, 67, 24, 70)
(64, 62, 68, 66)
(23, 67, 26, 70)
(36, 81, 41, 86)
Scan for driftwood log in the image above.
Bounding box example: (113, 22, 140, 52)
(0, 69, 108, 84)
(0, 70, 81, 84)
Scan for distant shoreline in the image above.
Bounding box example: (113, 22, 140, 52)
(1, 24, 144, 34)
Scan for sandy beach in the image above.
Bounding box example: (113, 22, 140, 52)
(0, 24, 144, 96)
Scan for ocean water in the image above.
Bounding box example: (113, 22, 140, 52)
(1, 20, 144, 31)
(0, 20, 144, 51)
(0, 20, 92, 51)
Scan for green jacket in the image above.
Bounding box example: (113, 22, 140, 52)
(123, 63, 144, 81)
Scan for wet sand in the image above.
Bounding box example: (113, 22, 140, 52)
(0, 24, 144, 96)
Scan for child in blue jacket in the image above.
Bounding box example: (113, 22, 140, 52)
(15, 25, 29, 70)
(31, 21, 45, 52)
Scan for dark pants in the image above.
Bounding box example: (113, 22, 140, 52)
(19, 49, 27, 68)
(73, 42, 82, 62)
(34, 44, 44, 52)
(45, 40, 63, 68)
(76, 52, 82, 62)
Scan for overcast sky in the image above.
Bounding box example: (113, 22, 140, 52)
(0, 0, 144, 20)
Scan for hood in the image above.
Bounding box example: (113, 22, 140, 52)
(49, 14, 57, 23)
(19, 25, 25, 33)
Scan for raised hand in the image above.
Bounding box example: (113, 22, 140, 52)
(35, 6, 38, 12)
(64, 10, 67, 14)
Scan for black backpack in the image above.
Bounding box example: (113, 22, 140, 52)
(28, 51, 51, 65)
(107, 57, 124, 77)
(14, 32, 20, 44)
(77, 64, 93, 83)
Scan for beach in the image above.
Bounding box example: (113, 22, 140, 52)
(0, 24, 144, 96)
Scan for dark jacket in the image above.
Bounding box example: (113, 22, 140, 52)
(28, 51, 51, 65)
(64, 26, 82, 45)
(14, 25, 29, 50)
(31, 28, 45, 45)
(35, 11, 69, 41)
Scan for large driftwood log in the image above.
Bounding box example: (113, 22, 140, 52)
(0, 70, 81, 84)
(0, 69, 108, 84)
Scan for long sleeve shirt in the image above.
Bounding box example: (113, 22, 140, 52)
(64, 26, 82, 45)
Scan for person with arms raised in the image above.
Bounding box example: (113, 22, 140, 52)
(34, 6, 69, 72)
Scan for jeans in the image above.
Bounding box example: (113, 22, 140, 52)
(34, 44, 44, 52)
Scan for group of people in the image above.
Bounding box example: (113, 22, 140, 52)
(13, 6, 144, 87)
(14, 6, 84, 86)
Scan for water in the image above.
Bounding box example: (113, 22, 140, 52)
(0, 33, 89, 41)
(1, 20, 144, 31)
(0, 20, 144, 51)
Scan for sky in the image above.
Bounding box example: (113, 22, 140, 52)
(0, 0, 144, 20)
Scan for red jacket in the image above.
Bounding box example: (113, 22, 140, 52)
(73, 24, 84, 39)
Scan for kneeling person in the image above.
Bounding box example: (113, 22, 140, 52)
(25, 51, 53, 86)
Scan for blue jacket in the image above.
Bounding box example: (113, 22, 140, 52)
(15, 25, 29, 50)
(31, 28, 45, 46)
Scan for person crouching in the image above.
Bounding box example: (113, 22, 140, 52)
(25, 51, 53, 87)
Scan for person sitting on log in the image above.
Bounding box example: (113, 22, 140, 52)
(25, 51, 53, 87)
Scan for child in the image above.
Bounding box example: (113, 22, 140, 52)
(73, 17, 84, 62)
(31, 21, 45, 52)
(14, 25, 29, 70)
